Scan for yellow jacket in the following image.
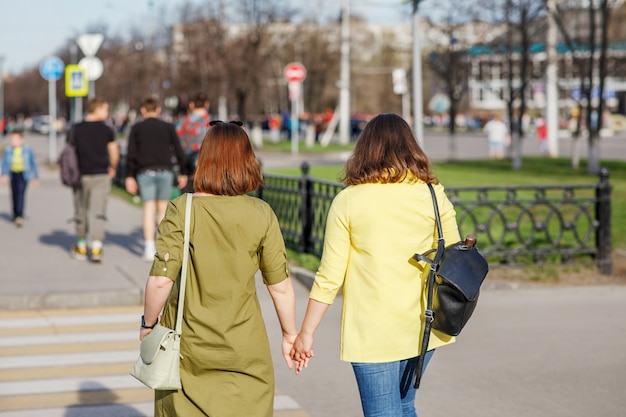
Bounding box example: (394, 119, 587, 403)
(310, 179, 461, 362)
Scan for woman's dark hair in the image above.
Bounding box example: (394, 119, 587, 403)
(340, 113, 437, 186)
(193, 122, 264, 195)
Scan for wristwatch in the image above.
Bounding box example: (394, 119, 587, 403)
(141, 315, 158, 329)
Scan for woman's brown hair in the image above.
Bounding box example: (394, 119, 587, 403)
(193, 122, 264, 195)
(340, 113, 437, 186)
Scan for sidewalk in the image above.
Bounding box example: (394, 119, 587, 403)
(0, 135, 149, 309)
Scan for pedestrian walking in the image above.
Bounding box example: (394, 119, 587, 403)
(140, 121, 298, 416)
(176, 93, 211, 193)
(535, 118, 549, 156)
(68, 97, 120, 263)
(483, 114, 510, 159)
(290, 113, 461, 417)
(1, 128, 39, 227)
(125, 97, 189, 261)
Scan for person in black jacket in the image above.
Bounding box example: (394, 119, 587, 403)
(125, 97, 188, 260)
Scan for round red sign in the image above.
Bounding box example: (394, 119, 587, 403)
(284, 62, 307, 82)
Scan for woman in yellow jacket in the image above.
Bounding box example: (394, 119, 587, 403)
(291, 113, 461, 417)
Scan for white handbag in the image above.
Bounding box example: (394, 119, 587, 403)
(131, 193, 192, 390)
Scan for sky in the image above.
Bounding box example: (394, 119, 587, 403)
(0, 0, 411, 75)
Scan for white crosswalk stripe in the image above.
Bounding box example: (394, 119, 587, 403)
(2, 350, 139, 369)
(0, 307, 308, 417)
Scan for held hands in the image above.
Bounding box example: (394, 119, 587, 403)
(290, 331, 315, 375)
(281, 333, 297, 371)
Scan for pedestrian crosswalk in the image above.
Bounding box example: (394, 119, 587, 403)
(0, 306, 308, 417)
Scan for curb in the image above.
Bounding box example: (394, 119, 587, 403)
(290, 265, 315, 290)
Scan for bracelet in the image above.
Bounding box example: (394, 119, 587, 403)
(141, 315, 158, 329)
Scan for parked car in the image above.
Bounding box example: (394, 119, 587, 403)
(30, 115, 66, 135)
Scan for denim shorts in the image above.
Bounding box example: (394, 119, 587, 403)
(137, 170, 174, 202)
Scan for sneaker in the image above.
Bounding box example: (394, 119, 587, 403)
(14, 217, 23, 228)
(70, 245, 87, 261)
(142, 246, 156, 262)
(90, 247, 103, 263)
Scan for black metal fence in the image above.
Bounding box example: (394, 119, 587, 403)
(256, 163, 613, 276)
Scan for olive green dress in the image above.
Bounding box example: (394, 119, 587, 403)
(149, 194, 290, 417)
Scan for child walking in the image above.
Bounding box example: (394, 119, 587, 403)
(1, 128, 39, 227)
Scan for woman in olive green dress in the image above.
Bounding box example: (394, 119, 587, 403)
(139, 121, 298, 417)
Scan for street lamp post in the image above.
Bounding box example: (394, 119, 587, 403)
(546, 0, 559, 157)
(411, 0, 424, 148)
(338, 0, 351, 145)
(0, 55, 5, 133)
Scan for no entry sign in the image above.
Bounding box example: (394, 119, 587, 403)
(284, 62, 307, 83)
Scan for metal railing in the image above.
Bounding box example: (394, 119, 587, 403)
(256, 163, 613, 276)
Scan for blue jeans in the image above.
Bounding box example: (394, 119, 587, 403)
(10, 171, 27, 219)
(351, 350, 435, 417)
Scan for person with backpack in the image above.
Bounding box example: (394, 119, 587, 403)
(1, 128, 39, 227)
(67, 97, 119, 263)
(125, 97, 189, 261)
(290, 114, 461, 417)
(176, 93, 211, 193)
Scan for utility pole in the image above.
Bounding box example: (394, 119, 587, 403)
(338, 0, 351, 144)
(0, 56, 4, 132)
(411, 0, 424, 147)
(546, 0, 559, 157)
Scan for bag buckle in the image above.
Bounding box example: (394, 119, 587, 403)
(424, 309, 435, 323)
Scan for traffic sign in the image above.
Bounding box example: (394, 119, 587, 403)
(39, 57, 65, 81)
(284, 62, 307, 82)
(392, 68, 408, 95)
(65, 65, 88, 97)
(78, 56, 104, 81)
(77, 33, 104, 57)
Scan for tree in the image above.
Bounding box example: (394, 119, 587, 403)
(500, 0, 546, 170)
(425, 1, 474, 161)
(550, 0, 617, 174)
(170, 2, 227, 112)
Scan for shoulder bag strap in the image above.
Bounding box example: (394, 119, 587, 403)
(68, 126, 76, 146)
(400, 183, 446, 396)
(414, 184, 446, 387)
(174, 193, 193, 334)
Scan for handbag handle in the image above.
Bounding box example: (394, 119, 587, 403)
(400, 183, 445, 396)
(174, 193, 193, 335)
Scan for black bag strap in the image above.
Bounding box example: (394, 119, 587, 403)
(67, 126, 76, 146)
(400, 183, 445, 397)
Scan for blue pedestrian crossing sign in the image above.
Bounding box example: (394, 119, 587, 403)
(39, 56, 65, 81)
(65, 65, 88, 97)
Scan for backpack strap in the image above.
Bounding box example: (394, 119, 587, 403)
(400, 183, 445, 397)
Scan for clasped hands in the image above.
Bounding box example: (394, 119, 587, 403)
(283, 332, 314, 375)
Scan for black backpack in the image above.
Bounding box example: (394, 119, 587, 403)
(400, 183, 489, 397)
(58, 129, 80, 188)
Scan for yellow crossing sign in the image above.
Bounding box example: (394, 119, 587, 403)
(65, 64, 88, 97)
